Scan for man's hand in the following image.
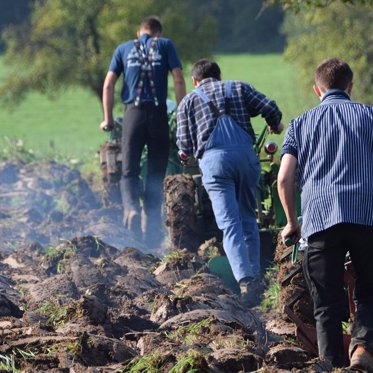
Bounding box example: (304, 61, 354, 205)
(178, 150, 190, 165)
(100, 120, 114, 132)
(269, 122, 284, 135)
(281, 222, 301, 246)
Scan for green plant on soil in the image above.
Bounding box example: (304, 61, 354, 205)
(0, 354, 20, 373)
(36, 298, 69, 327)
(0, 348, 37, 373)
(42, 244, 76, 274)
(93, 236, 105, 254)
(43, 246, 60, 258)
(65, 340, 82, 356)
(165, 318, 212, 345)
(0, 137, 37, 164)
(205, 245, 221, 259)
(14, 348, 36, 360)
(168, 349, 205, 373)
(124, 352, 164, 373)
(261, 264, 281, 312)
(161, 249, 187, 263)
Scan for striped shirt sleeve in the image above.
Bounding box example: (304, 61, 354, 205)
(281, 119, 298, 158)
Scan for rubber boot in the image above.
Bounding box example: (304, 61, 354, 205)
(120, 176, 142, 241)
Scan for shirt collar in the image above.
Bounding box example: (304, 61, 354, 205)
(321, 89, 351, 103)
(139, 33, 151, 43)
(198, 78, 219, 87)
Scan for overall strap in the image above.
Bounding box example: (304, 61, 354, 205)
(133, 37, 159, 107)
(224, 80, 232, 115)
(193, 87, 221, 118)
(193, 80, 233, 117)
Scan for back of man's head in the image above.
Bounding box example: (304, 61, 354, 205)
(191, 59, 221, 82)
(315, 57, 353, 91)
(140, 16, 162, 36)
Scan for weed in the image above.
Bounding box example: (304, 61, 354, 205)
(261, 265, 281, 312)
(169, 349, 204, 373)
(43, 246, 59, 258)
(65, 340, 81, 356)
(93, 236, 105, 254)
(87, 337, 98, 348)
(125, 352, 163, 373)
(36, 298, 69, 327)
(0, 353, 20, 373)
(161, 249, 186, 263)
(64, 245, 78, 257)
(204, 246, 220, 260)
(166, 318, 211, 345)
(0, 137, 37, 164)
(211, 334, 246, 350)
(14, 348, 36, 360)
(0, 348, 37, 373)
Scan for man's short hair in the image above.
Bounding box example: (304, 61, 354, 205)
(140, 16, 162, 35)
(315, 57, 353, 91)
(191, 59, 221, 82)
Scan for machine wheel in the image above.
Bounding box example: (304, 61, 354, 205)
(274, 235, 315, 326)
(100, 142, 122, 207)
(164, 174, 201, 251)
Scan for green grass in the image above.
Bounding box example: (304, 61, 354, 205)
(0, 54, 317, 161)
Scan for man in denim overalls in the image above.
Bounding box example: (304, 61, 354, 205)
(176, 59, 283, 307)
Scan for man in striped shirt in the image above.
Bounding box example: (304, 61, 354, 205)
(177, 59, 283, 307)
(278, 58, 373, 370)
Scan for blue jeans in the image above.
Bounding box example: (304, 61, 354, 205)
(199, 146, 261, 282)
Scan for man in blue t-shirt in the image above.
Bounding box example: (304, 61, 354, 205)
(100, 16, 186, 248)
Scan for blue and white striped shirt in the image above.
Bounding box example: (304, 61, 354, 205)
(177, 78, 282, 159)
(281, 89, 373, 238)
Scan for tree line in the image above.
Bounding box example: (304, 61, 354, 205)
(1, 0, 373, 105)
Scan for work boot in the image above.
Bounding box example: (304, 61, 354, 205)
(239, 277, 264, 308)
(349, 345, 373, 372)
(123, 209, 142, 242)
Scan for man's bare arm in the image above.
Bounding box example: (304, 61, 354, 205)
(171, 67, 186, 106)
(277, 153, 301, 243)
(100, 71, 118, 130)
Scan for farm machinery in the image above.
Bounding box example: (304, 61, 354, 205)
(163, 123, 286, 252)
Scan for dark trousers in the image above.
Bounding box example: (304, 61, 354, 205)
(120, 102, 169, 245)
(304, 223, 373, 367)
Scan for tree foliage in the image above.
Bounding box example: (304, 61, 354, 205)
(270, 0, 373, 12)
(0, 0, 30, 51)
(0, 0, 216, 106)
(283, 1, 373, 104)
(199, 0, 285, 53)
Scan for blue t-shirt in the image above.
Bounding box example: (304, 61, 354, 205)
(108, 33, 182, 104)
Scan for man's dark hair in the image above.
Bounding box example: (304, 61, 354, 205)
(140, 16, 162, 35)
(315, 57, 353, 91)
(191, 59, 221, 82)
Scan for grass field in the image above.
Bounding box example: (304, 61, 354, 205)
(0, 54, 316, 162)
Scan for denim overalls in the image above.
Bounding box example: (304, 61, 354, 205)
(195, 81, 261, 282)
